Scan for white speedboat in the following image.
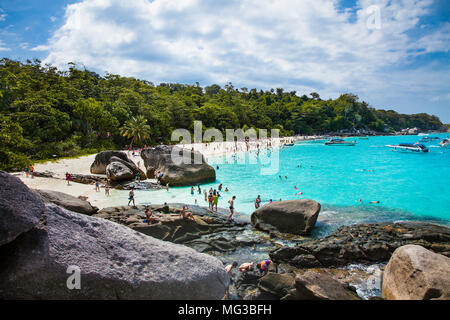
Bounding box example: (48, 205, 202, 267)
(419, 136, 441, 143)
(325, 138, 357, 146)
(439, 138, 450, 148)
(386, 143, 429, 153)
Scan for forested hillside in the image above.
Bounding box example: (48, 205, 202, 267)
(0, 58, 444, 170)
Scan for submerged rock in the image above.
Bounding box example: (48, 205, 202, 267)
(251, 199, 320, 235)
(33, 189, 98, 215)
(382, 245, 450, 300)
(140, 145, 216, 186)
(0, 171, 44, 246)
(270, 222, 450, 268)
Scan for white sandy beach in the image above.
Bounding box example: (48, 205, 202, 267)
(17, 136, 315, 209)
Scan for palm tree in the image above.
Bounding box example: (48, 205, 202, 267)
(120, 115, 151, 149)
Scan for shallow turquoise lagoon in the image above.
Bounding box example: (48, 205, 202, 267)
(136, 134, 450, 236)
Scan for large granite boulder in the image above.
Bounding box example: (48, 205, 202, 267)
(90, 151, 133, 174)
(106, 162, 135, 182)
(33, 189, 98, 215)
(287, 270, 361, 300)
(0, 171, 44, 246)
(140, 145, 215, 186)
(109, 156, 146, 180)
(382, 245, 450, 300)
(270, 222, 450, 268)
(251, 199, 320, 235)
(0, 202, 229, 299)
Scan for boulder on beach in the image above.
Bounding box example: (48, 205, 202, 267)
(0, 173, 229, 299)
(109, 156, 146, 180)
(106, 162, 135, 182)
(140, 145, 215, 187)
(288, 270, 361, 300)
(382, 245, 450, 300)
(0, 171, 44, 246)
(90, 151, 133, 174)
(33, 189, 98, 215)
(251, 199, 320, 235)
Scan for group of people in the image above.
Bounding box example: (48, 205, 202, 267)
(224, 258, 276, 297)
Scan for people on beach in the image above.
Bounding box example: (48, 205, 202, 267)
(105, 182, 110, 196)
(29, 164, 34, 178)
(166, 183, 169, 191)
(65, 172, 71, 185)
(213, 191, 219, 212)
(228, 196, 236, 221)
(180, 205, 195, 221)
(190, 186, 195, 195)
(128, 188, 135, 206)
(218, 184, 222, 191)
(255, 195, 261, 209)
(197, 185, 201, 194)
(95, 181, 100, 192)
(208, 192, 214, 210)
(204, 190, 208, 202)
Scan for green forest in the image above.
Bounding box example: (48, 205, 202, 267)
(0, 58, 444, 171)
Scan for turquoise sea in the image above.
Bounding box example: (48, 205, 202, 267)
(134, 134, 450, 237)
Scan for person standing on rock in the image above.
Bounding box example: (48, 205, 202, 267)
(128, 188, 135, 206)
(255, 195, 261, 209)
(228, 196, 236, 221)
(213, 191, 219, 212)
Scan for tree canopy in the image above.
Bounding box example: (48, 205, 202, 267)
(0, 58, 444, 171)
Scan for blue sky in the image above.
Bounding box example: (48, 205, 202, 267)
(0, 0, 449, 122)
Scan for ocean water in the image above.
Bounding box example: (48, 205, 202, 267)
(116, 134, 450, 236)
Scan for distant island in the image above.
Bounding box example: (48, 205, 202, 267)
(0, 58, 445, 171)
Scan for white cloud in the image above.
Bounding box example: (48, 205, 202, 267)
(0, 40, 10, 51)
(50, 16, 57, 22)
(0, 8, 6, 22)
(35, 0, 449, 115)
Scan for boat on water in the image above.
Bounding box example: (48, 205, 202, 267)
(439, 138, 450, 148)
(386, 143, 429, 153)
(325, 138, 357, 146)
(419, 136, 441, 143)
(283, 143, 295, 147)
(358, 136, 369, 140)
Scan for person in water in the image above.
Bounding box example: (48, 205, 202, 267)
(255, 195, 261, 209)
(256, 259, 274, 276)
(228, 196, 236, 221)
(128, 188, 135, 206)
(190, 186, 195, 195)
